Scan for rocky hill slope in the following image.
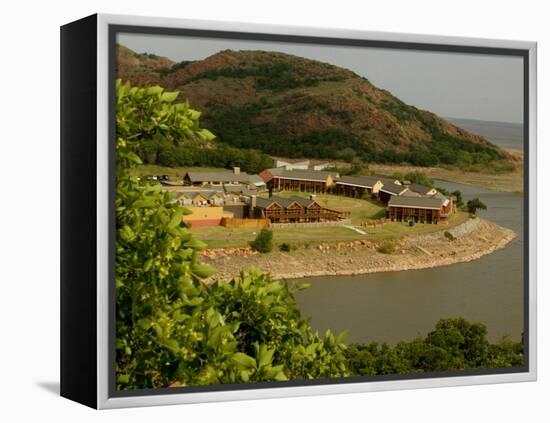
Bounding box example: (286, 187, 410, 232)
(116, 44, 513, 169)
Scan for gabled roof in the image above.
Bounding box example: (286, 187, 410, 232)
(408, 183, 435, 195)
(379, 184, 408, 196)
(269, 168, 337, 183)
(174, 189, 223, 200)
(378, 177, 402, 186)
(290, 196, 318, 208)
(255, 197, 282, 209)
(431, 191, 450, 206)
(174, 192, 190, 199)
(255, 196, 303, 209)
(185, 171, 263, 185)
(185, 171, 236, 183)
(336, 175, 381, 188)
(401, 189, 423, 197)
(246, 174, 267, 185)
(388, 196, 445, 210)
(193, 191, 217, 200)
(224, 185, 257, 196)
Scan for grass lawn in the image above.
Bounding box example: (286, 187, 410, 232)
(191, 225, 367, 249)
(364, 211, 469, 239)
(191, 211, 470, 249)
(260, 191, 386, 224)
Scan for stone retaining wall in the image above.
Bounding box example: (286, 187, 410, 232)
(411, 217, 480, 242)
(271, 218, 351, 229)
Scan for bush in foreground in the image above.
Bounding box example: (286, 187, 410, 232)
(115, 80, 347, 389)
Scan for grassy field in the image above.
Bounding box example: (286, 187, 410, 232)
(261, 191, 386, 224)
(191, 211, 470, 249)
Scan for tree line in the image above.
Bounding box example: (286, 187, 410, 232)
(346, 318, 523, 376)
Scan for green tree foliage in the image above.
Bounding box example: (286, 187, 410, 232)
(403, 171, 434, 187)
(452, 190, 464, 208)
(204, 100, 510, 172)
(250, 229, 274, 253)
(187, 62, 345, 92)
(346, 318, 524, 376)
(437, 187, 464, 208)
(138, 136, 272, 174)
(467, 198, 488, 215)
(115, 80, 348, 389)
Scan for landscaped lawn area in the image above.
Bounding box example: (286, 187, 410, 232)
(190, 210, 470, 249)
(260, 191, 387, 224)
(364, 211, 469, 239)
(190, 225, 368, 249)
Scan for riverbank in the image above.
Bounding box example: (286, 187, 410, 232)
(199, 217, 516, 282)
(369, 150, 524, 193)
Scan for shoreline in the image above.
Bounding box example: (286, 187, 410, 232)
(200, 218, 516, 282)
(369, 150, 524, 194)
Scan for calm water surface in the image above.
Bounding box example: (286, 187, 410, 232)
(295, 124, 525, 344)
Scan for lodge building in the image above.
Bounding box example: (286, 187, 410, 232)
(377, 182, 408, 205)
(260, 168, 338, 193)
(251, 195, 348, 223)
(171, 165, 454, 226)
(387, 195, 453, 224)
(334, 175, 383, 198)
(183, 167, 266, 190)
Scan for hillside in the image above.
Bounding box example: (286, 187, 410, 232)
(116, 45, 515, 170)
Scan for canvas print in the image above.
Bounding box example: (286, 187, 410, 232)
(113, 31, 526, 392)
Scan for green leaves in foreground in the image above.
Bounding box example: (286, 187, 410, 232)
(232, 344, 287, 382)
(116, 269, 348, 389)
(114, 80, 348, 390)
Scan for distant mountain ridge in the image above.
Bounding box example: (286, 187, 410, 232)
(116, 44, 515, 169)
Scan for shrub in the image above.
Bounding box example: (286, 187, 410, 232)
(409, 220, 415, 227)
(279, 242, 292, 252)
(250, 229, 274, 253)
(444, 231, 455, 241)
(377, 241, 396, 254)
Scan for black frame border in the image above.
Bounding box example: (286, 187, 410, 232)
(107, 23, 530, 399)
(60, 14, 99, 409)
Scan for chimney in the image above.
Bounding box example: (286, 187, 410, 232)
(249, 195, 257, 218)
(233, 166, 240, 175)
(310, 194, 316, 201)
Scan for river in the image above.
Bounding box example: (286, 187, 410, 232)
(295, 121, 525, 345)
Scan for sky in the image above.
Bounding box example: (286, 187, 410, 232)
(118, 33, 524, 124)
